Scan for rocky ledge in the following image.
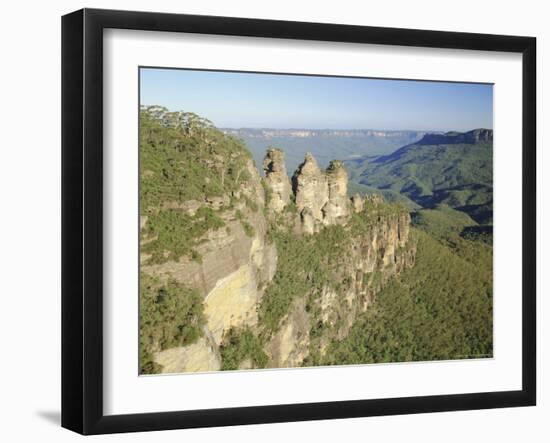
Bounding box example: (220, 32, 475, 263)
(142, 144, 416, 373)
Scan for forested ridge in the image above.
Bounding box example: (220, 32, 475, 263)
(139, 107, 493, 373)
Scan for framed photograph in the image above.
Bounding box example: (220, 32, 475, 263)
(61, 8, 536, 435)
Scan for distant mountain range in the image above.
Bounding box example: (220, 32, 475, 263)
(226, 127, 494, 226)
(415, 128, 493, 145)
(346, 129, 493, 225)
(223, 128, 426, 174)
(139, 107, 493, 374)
(223, 128, 427, 139)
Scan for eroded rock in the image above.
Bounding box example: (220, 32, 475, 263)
(263, 148, 292, 213)
(153, 327, 221, 373)
(351, 193, 364, 213)
(322, 160, 349, 225)
(293, 152, 329, 223)
(292, 153, 352, 233)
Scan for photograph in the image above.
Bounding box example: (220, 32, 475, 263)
(138, 67, 494, 375)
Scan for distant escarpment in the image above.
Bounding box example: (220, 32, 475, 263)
(222, 128, 426, 175)
(417, 128, 493, 145)
(348, 128, 494, 225)
(139, 106, 416, 374)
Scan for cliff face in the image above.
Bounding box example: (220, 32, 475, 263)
(143, 159, 278, 372)
(292, 152, 329, 225)
(260, 151, 416, 368)
(351, 193, 364, 213)
(418, 128, 493, 145)
(323, 160, 350, 225)
(263, 148, 292, 213)
(139, 108, 278, 373)
(285, 153, 350, 234)
(266, 210, 416, 368)
(139, 108, 416, 374)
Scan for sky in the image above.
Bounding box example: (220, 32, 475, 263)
(140, 68, 493, 132)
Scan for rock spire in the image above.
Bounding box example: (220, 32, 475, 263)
(262, 148, 292, 213)
(322, 160, 350, 225)
(292, 152, 329, 222)
(263, 149, 373, 234)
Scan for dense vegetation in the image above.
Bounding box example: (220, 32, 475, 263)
(259, 200, 409, 333)
(140, 106, 253, 264)
(411, 204, 478, 243)
(140, 274, 205, 374)
(337, 131, 493, 366)
(140, 106, 252, 209)
(139, 107, 493, 372)
(220, 327, 268, 370)
(347, 181, 420, 210)
(347, 131, 493, 225)
(142, 206, 225, 264)
(411, 204, 493, 266)
(259, 224, 348, 332)
(319, 228, 493, 365)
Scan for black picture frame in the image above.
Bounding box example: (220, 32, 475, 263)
(61, 8, 537, 435)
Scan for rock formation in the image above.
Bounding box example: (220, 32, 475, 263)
(351, 193, 364, 213)
(418, 128, 493, 145)
(292, 152, 329, 222)
(267, 211, 416, 368)
(322, 160, 350, 225)
(263, 148, 292, 213)
(153, 327, 221, 372)
(365, 193, 383, 205)
(290, 153, 350, 233)
(140, 107, 417, 374)
(142, 157, 277, 373)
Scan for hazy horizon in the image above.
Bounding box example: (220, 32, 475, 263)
(140, 68, 493, 132)
(216, 126, 491, 132)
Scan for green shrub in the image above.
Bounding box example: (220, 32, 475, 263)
(259, 225, 348, 332)
(259, 202, 408, 334)
(139, 274, 205, 374)
(140, 106, 259, 265)
(220, 327, 268, 370)
(141, 207, 225, 264)
(140, 106, 252, 211)
(241, 221, 255, 237)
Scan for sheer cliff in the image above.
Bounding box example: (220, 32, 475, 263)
(139, 107, 417, 374)
(139, 107, 277, 373)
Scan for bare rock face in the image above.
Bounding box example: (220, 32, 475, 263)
(419, 128, 493, 145)
(351, 193, 364, 213)
(263, 148, 292, 213)
(266, 297, 311, 368)
(292, 152, 329, 222)
(292, 153, 351, 233)
(469, 128, 493, 143)
(322, 160, 350, 225)
(300, 207, 316, 235)
(204, 264, 261, 345)
(153, 327, 221, 373)
(143, 157, 277, 374)
(352, 212, 415, 274)
(140, 215, 148, 231)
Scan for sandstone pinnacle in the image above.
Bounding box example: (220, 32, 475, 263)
(263, 148, 292, 213)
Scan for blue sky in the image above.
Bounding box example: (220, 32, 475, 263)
(140, 68, 493, 132)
